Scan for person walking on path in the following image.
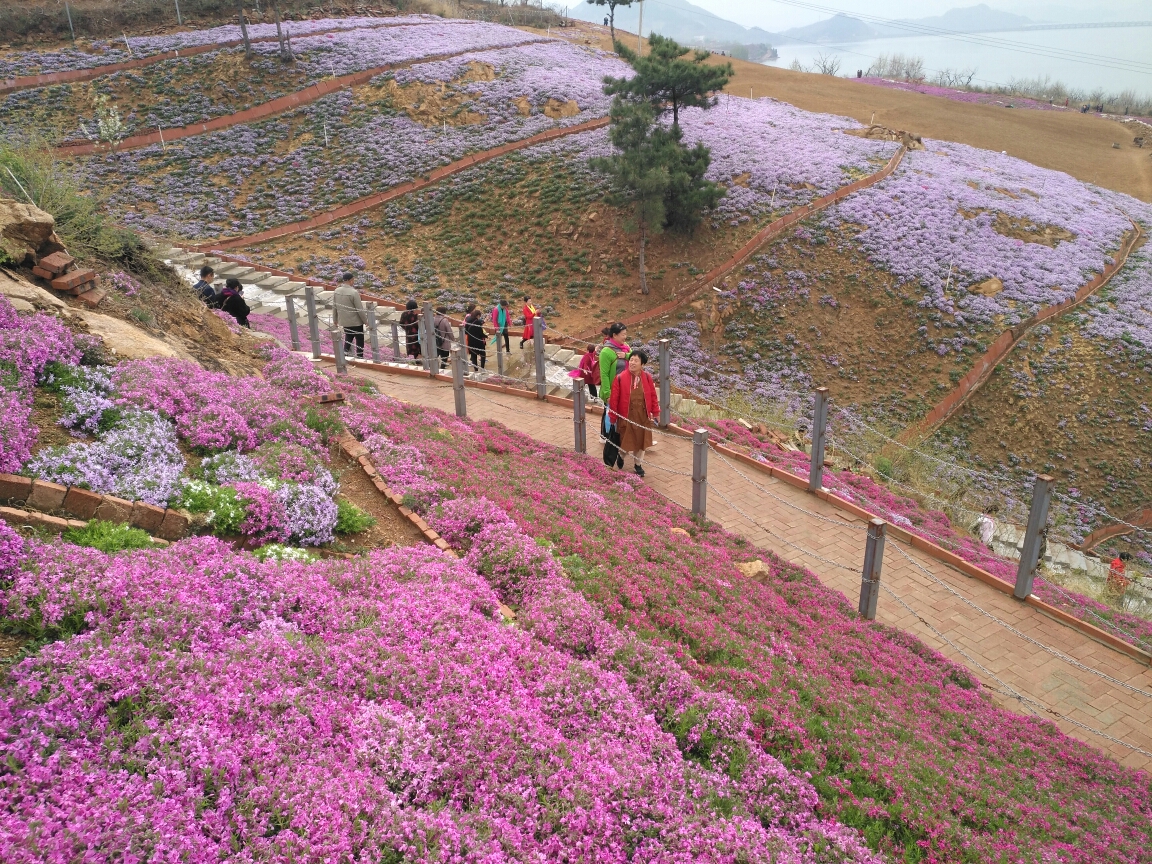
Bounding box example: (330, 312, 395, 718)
(464, 303, 487, 371)
(399, 299, 422, 362)
(520, 296, 537, 350)
(974, 505, 998, 548)
(569, 343, 601, 399)
(433, 305, 453, 371)
(1107, 551, 1133, 594)
(333, 272, 367, 359)
(490, 298, 511, 355)
(194, 266, 219, 307)
(608, 350, 659, 477)
(218, 278, 250, 328)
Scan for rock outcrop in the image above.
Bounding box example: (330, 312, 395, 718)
(0, 198, 63, 265)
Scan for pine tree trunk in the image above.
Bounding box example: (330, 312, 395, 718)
(609, 6, 615, 44)
(639, 220, 649, 295)
(272, 1, 292, 62)
(237, 2, 252, 57)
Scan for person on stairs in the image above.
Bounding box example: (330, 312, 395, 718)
(520, 296, 537, 350)
(490, 297, 511, 355)
(399, 299, 422, 362)
(333, 272, 367, 360)
(464, 303, 487, 371)
(194, 266, 219, 307)
(608, 350, 658, 477)
(569, 342, 601, 400)
(218, 278, 250, 328)
(433, 305, 453, 371)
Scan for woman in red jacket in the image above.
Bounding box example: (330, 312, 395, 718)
(520, 296, 537, 349)
(608, 349, 659, 477)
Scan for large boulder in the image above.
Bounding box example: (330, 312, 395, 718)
(0, 198, 59, 265)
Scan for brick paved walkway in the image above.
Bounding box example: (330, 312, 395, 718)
(355, 366, 1152, 769)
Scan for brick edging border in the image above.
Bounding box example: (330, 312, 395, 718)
(190, 115, 611, 251)
(0, 19, 443, 96)
(902, 220, 1145, 442)
(338, 359, 1152, 665)
(55, 38, 550, 157)
(0, 474, 188, 542)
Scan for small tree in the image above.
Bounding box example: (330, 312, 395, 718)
(605, 34, 733, 129)
(586, 0, 633, 44)
(237, 1, 252, 58)
(270, 1, 294, 63)
(591, 100, 670, 295)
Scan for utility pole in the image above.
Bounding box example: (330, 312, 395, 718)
(636, 0, 644, 54)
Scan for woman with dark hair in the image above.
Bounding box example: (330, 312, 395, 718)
(607, 349, 658, 476)
(598, 323, 630, 467)
(399, 299, 421, 361)
(464, 303, 487, 371)
(218, 278, 250, 328)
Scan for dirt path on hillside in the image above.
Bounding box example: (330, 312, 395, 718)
(553, 22, 1151, 202)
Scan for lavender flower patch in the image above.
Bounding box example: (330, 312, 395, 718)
(78, 40, 619, 238)
(24, 410, 185, 506)
(1077, 205, 1152, 354)
(54, 366, 116, 434)
(528, 98, 898, 224)
(4, 22, 552, 140)
(829, 141, 1137, 347)
(0, 15, 441, 78)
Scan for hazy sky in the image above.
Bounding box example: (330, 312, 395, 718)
(680, 0, 1151, 31)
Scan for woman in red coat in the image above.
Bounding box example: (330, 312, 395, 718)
(520, 297, 537, 349)
(607, 349, 659, 477)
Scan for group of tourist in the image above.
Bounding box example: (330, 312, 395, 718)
(395, 296, 541, 372)
(193, 265, 251, 328)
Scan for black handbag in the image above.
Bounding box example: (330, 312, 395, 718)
(602, 426, 623, 468)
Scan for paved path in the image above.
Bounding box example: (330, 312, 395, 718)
(356, 366, 1152, 770)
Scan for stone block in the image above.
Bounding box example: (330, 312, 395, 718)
(62, 486, 103, 520)
(157, 509, 190, 541)
(32, 265, 54, 280)
(0, 473, 32, 503)
(28, 479, 68, 512)
(130, 501, 166, 534)
(51, 268, 96, 293)
(76, 287, 106, 307)
(93, 495, 133, 524)
(38, 251, 74, 275)
(552, 348, 574, 365)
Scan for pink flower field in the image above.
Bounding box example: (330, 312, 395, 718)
(2, 334, 1150, 862)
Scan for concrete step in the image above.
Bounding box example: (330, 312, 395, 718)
(214, 264, 253, 278)
(670, 393, 683, 410)
(257, 276, 290, 290)
(678, 398, 697, 416)
(172, 252, 204, 266)
(552, 348, 574, 365)
(544, 344, 564, 360)
(316, 290, 334, 304)
(282, 281, 307, 294)
(565, 354, 582, 370)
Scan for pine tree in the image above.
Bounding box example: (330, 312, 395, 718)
(604, 34, 734, 130)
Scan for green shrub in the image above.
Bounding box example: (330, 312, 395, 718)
(0, 139, 155, 271)
(175, 481, 245, 535)
(63, 520, 154, 554)
(335, 498, 376, 535)
(874, 456, 894, 479)
(304, 407, 343, 445)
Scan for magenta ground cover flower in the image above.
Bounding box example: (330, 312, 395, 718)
(0, 533, 876, 862)
(336, 387, 1152, 863)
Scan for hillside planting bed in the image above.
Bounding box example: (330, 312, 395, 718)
(0, 15, 440, 77)
(72, 37, 622, 239)
(935, 244, 1152, 520)
(239, 99, 897, 331)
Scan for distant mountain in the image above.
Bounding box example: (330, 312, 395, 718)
(776, 13, 877, 45)
(874, 4, 1033, 36)
(566, 0, 780, 59)
(774, 4, 1037, 45)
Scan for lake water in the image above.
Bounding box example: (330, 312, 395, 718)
(766, 28, 1152, 99)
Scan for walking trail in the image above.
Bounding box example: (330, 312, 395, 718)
(348, 364, 1152, 771)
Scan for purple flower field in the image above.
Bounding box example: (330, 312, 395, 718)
(74, 37, 625, 238)
(0, 15, 440, 78)
(828, 141, 1144, 352)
